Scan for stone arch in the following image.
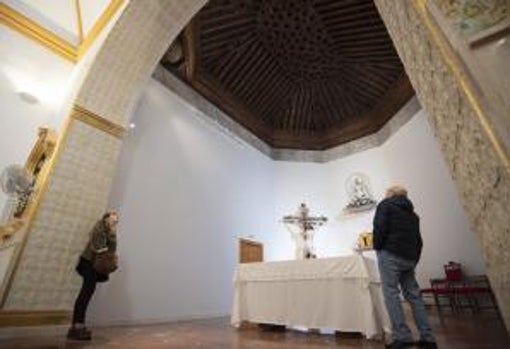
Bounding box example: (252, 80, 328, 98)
(2, 0, 207, 312)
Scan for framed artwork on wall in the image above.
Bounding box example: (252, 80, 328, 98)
(429, 0, 510, 48)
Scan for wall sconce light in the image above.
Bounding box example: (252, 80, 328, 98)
(17, 91, 39, 104)
(4, 66, 68, 107)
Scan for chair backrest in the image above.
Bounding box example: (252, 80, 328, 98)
(430, 278, 448, 289)
(444, 261, 463, 281)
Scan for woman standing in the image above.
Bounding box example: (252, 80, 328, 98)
(67, 211, 118, 341)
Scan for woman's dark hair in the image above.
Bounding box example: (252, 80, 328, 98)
(102, 211, 116, 222)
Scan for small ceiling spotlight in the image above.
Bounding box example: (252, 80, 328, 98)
(18, 91, 39, 104)
(164, 37, 184, 65)
(129, 123, 136, 129)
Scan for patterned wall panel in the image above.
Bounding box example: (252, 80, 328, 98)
(374, 0, 510, 330)
(4, 118, 122, 310)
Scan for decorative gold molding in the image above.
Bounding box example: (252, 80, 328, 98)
(72, 105, 127, 139)
(0, 219, 24, 244)
(412, 0, 510, 175)
(0, 242, 21, 307)
(0, 219, 24, 243)
(25, 128, 58, 177)
(0, 3, 78, 62)
(0, 310, 71, 327)
(0, 0, 125, 63)
(78, 0, 125, 58)
(8, 127, 58, 223)
(75, 0, 84, 44)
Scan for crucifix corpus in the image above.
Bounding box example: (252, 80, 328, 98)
(282, 203, 327, 260)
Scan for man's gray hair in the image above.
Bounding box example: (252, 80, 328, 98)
(386, 185, 408, 197)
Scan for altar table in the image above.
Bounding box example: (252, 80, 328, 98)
(231, 254, 390, 338)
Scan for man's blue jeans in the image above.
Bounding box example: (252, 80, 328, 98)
(377, 250, 435, 343)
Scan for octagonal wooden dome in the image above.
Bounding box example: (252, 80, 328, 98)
(162, 0, 414, 150)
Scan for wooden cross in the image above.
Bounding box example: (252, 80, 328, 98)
(282, 203, 327, 259)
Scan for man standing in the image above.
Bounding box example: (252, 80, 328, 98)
(373, 186, 437, 349)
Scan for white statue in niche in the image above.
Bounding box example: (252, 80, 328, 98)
(344, 173, 377, 213)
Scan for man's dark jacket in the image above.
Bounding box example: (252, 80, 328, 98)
(373, 195, 423, 262)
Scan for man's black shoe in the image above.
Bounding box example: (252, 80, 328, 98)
(416, 340, 438, 349)
(385, 340, 415, 349)
(66, 327, 92, 341)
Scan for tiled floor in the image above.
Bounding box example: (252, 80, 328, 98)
(0, 309, 508, 348)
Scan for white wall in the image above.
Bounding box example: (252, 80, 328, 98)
(92, 77, 486, 325)
(270, 147, 391, 261)
(91, 76, 486, 324)
(0, 27, 75, 214)
(383, 110, 486, 283)
(89, 78, 276, 325)
(270, 110, 485, 286)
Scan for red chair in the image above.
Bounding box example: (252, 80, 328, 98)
(435, 278, 457, 313)
(444, 261, 463, 281)
(421, 262, 500, 315)
(421, 278, 457, 314)
(422, 263, 474, 314)
(443, 263, 498, 313)
(456, 275, 499, 314)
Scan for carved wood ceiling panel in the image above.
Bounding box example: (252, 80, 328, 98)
(162, 0, 414, 150)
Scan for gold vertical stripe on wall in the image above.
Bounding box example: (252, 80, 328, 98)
(412, 0, 510, 175)
(75, 0, 84, 44)
(77, 0, 125, 58)
(0, 3, 78, 62)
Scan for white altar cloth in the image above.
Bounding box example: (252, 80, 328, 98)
(231, 254, 389, 338)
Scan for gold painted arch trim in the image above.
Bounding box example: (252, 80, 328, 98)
(72, 105, 127, 139)
(78, 0, 125, 57)
(0, 0, 125, 63)
(0, 3, 78, 62)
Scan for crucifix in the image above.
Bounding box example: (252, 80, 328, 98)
(282, 203, 327, 260)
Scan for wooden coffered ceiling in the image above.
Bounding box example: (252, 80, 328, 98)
(162, 0, 414, 150)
